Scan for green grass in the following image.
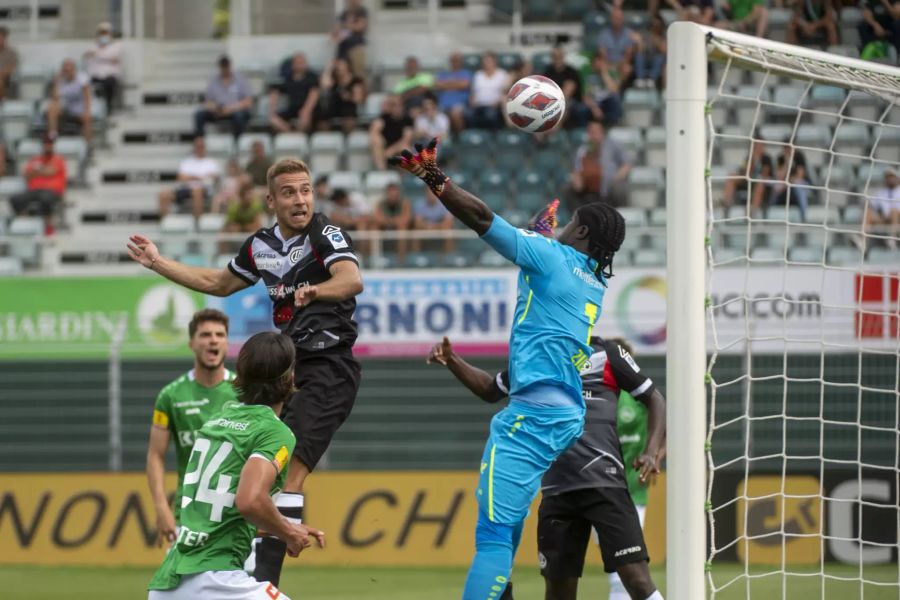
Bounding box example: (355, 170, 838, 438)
(0, 564, 897, 599)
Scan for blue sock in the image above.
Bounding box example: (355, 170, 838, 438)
(462, 512, 519, 600)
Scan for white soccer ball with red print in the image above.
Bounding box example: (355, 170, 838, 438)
(505, 75, 566, 133)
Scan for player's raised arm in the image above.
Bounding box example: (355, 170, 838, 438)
(127, 234, 249, 297)
(388, 138, 494, 235)
(235, 456, 325, 556)
(426, 336, 506, 403)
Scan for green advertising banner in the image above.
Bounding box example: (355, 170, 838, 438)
(0, 277, 206, 358)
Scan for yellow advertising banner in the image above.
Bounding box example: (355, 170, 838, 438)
(736, 475, 822, 565)
(0, 472, 666, 567)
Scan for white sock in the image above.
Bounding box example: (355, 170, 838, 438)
(645, 591, 664, 600)
(608, 571, 629, 600)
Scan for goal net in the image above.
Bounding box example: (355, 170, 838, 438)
(665, 23, 899, 600)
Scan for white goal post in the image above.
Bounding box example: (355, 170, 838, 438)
(665, 22, 900, 600)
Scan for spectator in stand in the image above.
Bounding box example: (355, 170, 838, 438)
(467, 52, 508, 131)
(596, 7, 638, 87)
(786, 0, 838, 47)
(224, 179, 265, 235)
(434, 53, 471, 133)
(0, 27, 19, 100)
(244, 140, 273, 188)
(394, 56, 435, 114)
(667, 0, 718, 25)
(194, 55, 253, 140)
(721, 0, 769, 38)
(332, 0, 368, 79)
(860, 168, 899, 250)
(83, 21, 123, 115)
(543, 45, 590, 129)
(158, 136, 222, 218)
(320, 57, 366, 133)
(412, 188, 454, 252)
(10, 133, 66, 235)
(858, 0, 900, 58)
(329, 187, 372, 233)
(633, 15, 667, 89)
(721, 137, 774, 212)
(212, 157, 244, 214)
(369, 94, 413, 170)
(414, 93, 450, 142)
(46, 59, 92, 145)
(570, 120, 632, 208)
(584, 54, 624, 126)
(373, 182, 412, 263)
(768, 141, 811, 220)
(268, 53, 320, 134)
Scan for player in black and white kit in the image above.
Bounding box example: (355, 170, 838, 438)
(127, 158, 363, 586)
(428, 336, 667, 600)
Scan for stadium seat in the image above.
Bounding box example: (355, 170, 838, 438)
(707, 86, 731, 126)
(0, 100, 34, 142)
(644, 127, 666, 168)
(369, 254, 397, 269)
(867, 247, 897, 265)
(632, 248, 665, 267)
(0, 256, 23, 276)
(237, 133, 273, 161)
(0, 176, 26, 200)
(55, 136, 88, 183)
(617, 206, 647, 228)
(495, 129, 530, 174)
(461, 53, 483, 72)
(794, 124, 831, 168)
(649, 207, 667, 226)
(179, 253, 209, 267)
(872, 126, 900, 163)
(710, 246, 746, 265)
(607, 126, 642, 157)
(205, 134, 235, 161)
(558, 0, 592, 19)
(767, 7, 792, 42)
(455, 237, 485, 265)
(8, 216, 43, 265)
(803, 205, 839, 226)
(733, 85, 770, 129)
(478, 170, 509, 212)
(749, 246, 785, 262)
(346, 130, 373, 172)
(842, 204, 864, 224)
(441, 252, 471, 268)
(767, 86, 807, 123)
(766, 205, 802, 224)
(622, 89, 659, 128)
(362, 92, 387, 122)
(628, 166, 664, 209)
(197, 215, 225, 257)
(758, 124, 793, 144)
(309, 132, 346, 173)
(788, 246, 822, 263)
(160, 214, 196, 257)
(523, 0, 556, 21)
(17, 64, 51, 102)
(827, 246, 863, 266)
(809, 85, 846, 125)
(273, 133, 309, 161)
(404, 252, 439, 268)
(329, 170, 363, 192)
(832, 123, 869, 165)
(364, 171, 401, 196)
(213, 254, 234, 268)
(799, 228, 828, 249)
(456, 130, 492, 173)
(845, 90, 883, 122)
(478, 248, 508, 267)
(716, 127, 752, 174)
(530, 51, 552, 74)
(582, 12, 608, 51)
(496, 52, 524, 71)
(515, 170, 550, 213)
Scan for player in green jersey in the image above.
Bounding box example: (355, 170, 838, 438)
(146, 309, 239, 546)
(148, 331, 325, 600)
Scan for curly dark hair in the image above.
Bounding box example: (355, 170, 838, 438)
(576, 202, 626, 280)
(234, 332, 296, 407)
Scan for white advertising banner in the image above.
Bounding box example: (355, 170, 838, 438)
(214, 267, 898, 357)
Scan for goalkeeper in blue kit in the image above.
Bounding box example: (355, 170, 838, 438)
(391, 139, 626, 600)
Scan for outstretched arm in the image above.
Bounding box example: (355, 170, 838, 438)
(389, 138, 494, 235)
(427, 337, 505, 403)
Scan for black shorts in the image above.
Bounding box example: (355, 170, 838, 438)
(537, 487, 648, 578)
(281, 350, 361, 471)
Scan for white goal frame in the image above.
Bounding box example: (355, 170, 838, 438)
(665, 22, 900, 600)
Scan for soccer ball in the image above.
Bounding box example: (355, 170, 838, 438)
(505, 75, 566, 133)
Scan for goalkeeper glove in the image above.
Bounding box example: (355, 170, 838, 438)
(387, 137, 449, 197)
(527, 199, 560, 238)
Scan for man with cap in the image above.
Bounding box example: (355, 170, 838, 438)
(84, 21, 123, 115)
(194, 55, 254, 139)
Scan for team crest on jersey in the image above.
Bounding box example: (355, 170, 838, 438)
(323, 225, 349, 250)
(288, 247, 304, 263)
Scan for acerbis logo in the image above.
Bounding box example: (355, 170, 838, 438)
(613, 546, 641, 557)
(615, 275, 667, 345)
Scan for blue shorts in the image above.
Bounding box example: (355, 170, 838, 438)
(475, 400, 584, 525)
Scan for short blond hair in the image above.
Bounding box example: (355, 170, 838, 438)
(267, 158, 311, 194)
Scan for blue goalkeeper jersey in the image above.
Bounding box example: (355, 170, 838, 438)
(481, 215, 607, 406)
